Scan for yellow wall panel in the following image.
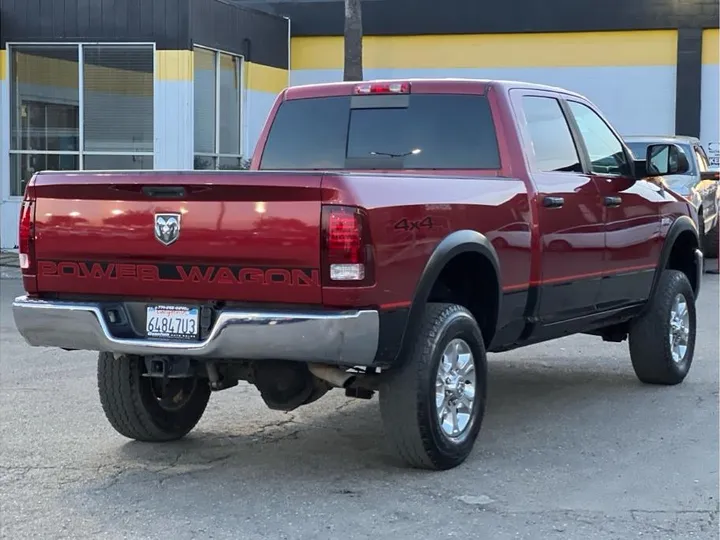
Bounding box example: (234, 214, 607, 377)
(292, 31, 678, 70)
(247, 62, 288, 93)
(702, 29, 719, 65)
(156, 50, 193, 81)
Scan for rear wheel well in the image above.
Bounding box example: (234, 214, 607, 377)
(666, 230, 699, 295)
(426, 252, 499, 347)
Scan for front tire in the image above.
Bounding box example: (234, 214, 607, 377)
(628, 270, 696, 385)
(379, 303, 487, 470)
(97, 353, 211, 442)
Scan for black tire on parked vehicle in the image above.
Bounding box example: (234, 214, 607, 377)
(703, 223, 719, 259)
(97, 352, 211, 442)
(379, 303, 487, 470)
(628, 269, 696, 385)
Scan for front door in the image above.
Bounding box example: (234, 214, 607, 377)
(564, 100, 663, 309)
(513, 92, 605, 323)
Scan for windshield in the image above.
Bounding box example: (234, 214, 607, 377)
(259, 94, 501, 170)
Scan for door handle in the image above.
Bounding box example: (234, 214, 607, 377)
(604, 196, 622, 207)
(543, 196, 565, 208)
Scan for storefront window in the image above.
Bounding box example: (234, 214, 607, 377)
(8, 43, 154, 197)
(10, 46, 80, 196)
(83, 45, 154, 154)
(193, 47, 244, 169)
(219, 53, 242, 156)
(193, 47, 217, 156)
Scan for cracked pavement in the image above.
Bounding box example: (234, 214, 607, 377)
(1, 274, 718, 539)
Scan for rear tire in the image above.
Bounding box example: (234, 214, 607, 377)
(628, 270, 696, 385)
(97, 353, 211, 442)
(379, 303, 487, 470)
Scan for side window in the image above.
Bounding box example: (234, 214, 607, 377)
(521, 96, 582, 173)
(568, 101, 631, 176)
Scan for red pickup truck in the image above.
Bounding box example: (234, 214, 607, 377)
(13, 79, 704, 470)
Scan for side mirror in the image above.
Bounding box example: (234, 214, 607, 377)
(646, 143, 690, 176)
(700, 170, 720, 182)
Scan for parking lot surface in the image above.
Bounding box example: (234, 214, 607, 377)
(1, 274, 718, 540)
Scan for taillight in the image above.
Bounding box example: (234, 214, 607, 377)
(18, 196, 35, 271)
(354, 82, 410, 95)
(321, 205, 374, 285)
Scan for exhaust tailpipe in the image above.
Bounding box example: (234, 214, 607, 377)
(308, 364, 356, 388)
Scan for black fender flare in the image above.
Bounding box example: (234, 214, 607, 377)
(650, 215, 701, 298)
(394, 230, 502, 363)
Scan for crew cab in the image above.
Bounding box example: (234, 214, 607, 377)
(12, 79, 704, 470)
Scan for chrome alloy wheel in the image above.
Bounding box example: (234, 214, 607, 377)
(435, 338, 476, 442)
(669, 293, 690, 363)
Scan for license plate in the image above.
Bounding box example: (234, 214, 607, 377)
(146, 305, 199, 341)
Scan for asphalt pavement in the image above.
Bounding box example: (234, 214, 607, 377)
(1, 273, 718, 540)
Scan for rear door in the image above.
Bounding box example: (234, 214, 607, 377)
(512, 90, 605, 323)
(563, 100, 664, 309)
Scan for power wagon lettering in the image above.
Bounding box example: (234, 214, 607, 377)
(37, 261, 320, 287)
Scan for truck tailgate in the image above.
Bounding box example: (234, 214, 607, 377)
(31, 171, 324, 304)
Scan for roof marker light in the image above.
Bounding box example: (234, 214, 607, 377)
(354, 82, 410, 95)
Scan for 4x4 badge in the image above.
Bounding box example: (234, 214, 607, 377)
(154, 213, 181, 246)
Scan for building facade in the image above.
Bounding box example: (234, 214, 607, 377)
(0, 0, 718, 248)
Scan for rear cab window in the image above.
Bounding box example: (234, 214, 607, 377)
(259, 93, 501, 170)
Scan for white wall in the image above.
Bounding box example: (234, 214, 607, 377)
(0, 62, 16, 249)
(155, 79, 193, 169)
(242, 62, 288, 158)
(700, 30, 719, 167)
(0, 202, 19, 250)
(245, 89, 278, 156)
(701, 65, 719, 167)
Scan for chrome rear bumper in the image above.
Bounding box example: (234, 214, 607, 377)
(11, 296, 379, 366)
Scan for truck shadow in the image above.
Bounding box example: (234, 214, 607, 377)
(107, 358, 660, 475)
